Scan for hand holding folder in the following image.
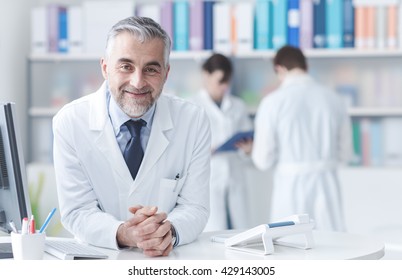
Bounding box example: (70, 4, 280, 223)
(213, 130, 254, 154)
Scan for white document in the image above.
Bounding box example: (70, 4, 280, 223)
(31, 7, 48, 54)
(136, 3, 161, 24)
(213, 2, 232, 55)
(67, 6, 83, 53)
(83, 0, 135, 54)
(233, 2, 254, 54)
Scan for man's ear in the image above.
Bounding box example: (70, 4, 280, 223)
(100, 57, 108, 80)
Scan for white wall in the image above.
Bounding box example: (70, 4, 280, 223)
(0, 1, 32, 152)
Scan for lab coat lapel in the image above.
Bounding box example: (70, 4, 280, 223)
(129, 96, 172, 195)
(89, 83, 133, 188)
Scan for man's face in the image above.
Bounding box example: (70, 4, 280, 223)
(101, 32, 170, 117)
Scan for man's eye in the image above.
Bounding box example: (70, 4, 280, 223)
(120, 64, 132, 71)
(144, 67, 158, 74)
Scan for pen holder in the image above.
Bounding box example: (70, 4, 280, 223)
(11, 232, 46, 260)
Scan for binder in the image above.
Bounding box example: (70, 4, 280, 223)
(234, 2, 254, 53)
(31, 6, 48, 54)
(213, 131, 254, 154)
(203, 0, 214, 50)
(160, 1, 174, 47)
(189, 0, 204, 51)
(326, 0, 343, 48)
(67, 6, 83, 53)
(255, 0, 273, 50)
(272, 0, 288, 49)
(313, 0, 326, 48)
(287, 0, 300, 47)
(213, 2, 232, 54)
(58, 7, 68, 53)
(299, 0, 313, 49)
(83, 0, 135, 54)
(173, 0, 189, 51)
(343, 0, 354, 48)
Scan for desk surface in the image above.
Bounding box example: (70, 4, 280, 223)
(1, 230, 384, 260)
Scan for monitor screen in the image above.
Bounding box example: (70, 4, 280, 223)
(0, 102, 31, 234)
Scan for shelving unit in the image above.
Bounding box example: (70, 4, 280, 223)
(27, 49, 402, 163)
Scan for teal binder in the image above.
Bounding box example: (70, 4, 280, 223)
(255, 0, 273, 49)
(173, 0, 189, 51)
(326, 0, 343, 49)
(272, 0, 287, 49)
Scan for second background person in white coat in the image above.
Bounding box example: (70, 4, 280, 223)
(191, 53, 253, 231)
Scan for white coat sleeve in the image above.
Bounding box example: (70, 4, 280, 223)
(251, 97, 278, 170)
(167, 109, 211, 246)
(53, 112, 122, 250)
(338, 105, 353, 165)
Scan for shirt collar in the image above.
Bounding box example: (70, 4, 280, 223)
(107, 88, 156, 136)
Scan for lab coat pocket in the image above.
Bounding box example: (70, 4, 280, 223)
(158, 176, 186, 213)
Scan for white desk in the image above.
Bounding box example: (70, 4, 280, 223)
(1, 230, 384, 260)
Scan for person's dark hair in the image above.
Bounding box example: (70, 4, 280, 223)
(273, 45, 308, 71)
(202, 53, 233, 83)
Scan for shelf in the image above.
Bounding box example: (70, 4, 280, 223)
(28, 49, 402, 62)
(348, 107, 402, 117)
(29, 107, 61, 117)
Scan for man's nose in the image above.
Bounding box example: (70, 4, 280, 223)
(130, 71, 146, 89)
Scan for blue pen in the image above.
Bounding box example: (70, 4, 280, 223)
(39, 208, 57, 233)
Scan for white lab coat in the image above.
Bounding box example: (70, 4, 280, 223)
(53, 82, 211, 249)
(252, 73, 352, 231)
(191, 90, 253, 231)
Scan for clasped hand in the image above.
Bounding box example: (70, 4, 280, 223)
(117, 205, 173, 257)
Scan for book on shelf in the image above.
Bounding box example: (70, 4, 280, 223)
(255, 0, 273, 50)
(173, 0, 190, 51)
(234, 2, 254, 53)
(313, 0, 326, 48)
(203, 0, 214, 50)
(213, 2, 232, 54)
(31, 6, 48, 54)
(299, 0, 313, 49)
(326, 0, 343, 49)
(136, 3, 161, 24)
(343, 0, 355, 48)
(272, 0, 288, 49)
(287, 0, 301, 48)
(189, 0, 204, 51)
(67, 6, 83, 53)
(83, 0, 135, 54)
(161, 1, 174, 46)
(387, 4, 398, 49)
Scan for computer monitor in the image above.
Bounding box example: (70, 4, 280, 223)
(0, 102, 31, 234)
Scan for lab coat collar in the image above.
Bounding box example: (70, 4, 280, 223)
(88, 82, 173, 194)
(199, 89, 233, 113)
(280, 72, 313, 89)
(131, 95, 172, 194)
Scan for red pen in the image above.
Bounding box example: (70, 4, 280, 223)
(29, 215, 36, 234)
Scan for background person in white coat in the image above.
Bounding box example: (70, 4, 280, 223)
(52, 17, 211, 257)
(251, 46, 352, 231)
(191, 53, 253, 231)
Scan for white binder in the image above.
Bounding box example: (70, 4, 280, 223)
(224, 214, 315, 255)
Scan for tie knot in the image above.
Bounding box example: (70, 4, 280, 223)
(125, 119, 146, 137)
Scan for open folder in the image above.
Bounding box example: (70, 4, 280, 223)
(213, 130, 254, 154)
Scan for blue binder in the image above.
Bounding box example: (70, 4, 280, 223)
(272, 0, 288, 49)
(313, 0, 326, 48)
(173, 0, 189, 51)
(203, 1, 214, 50)
(287, 0, 300, 47)
(255, 0, 273, 49)
(343, 0, 354, 48)
(326, 0, 343, 48)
